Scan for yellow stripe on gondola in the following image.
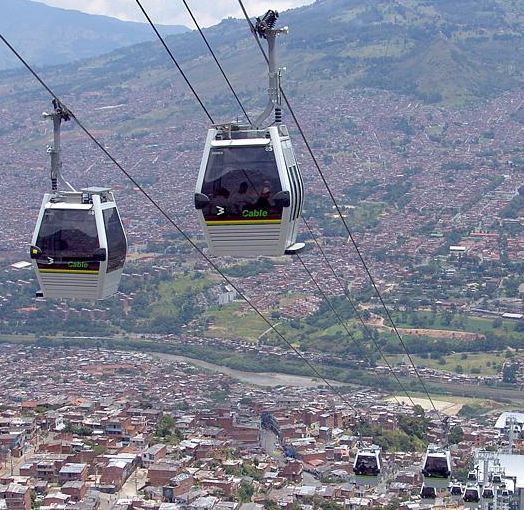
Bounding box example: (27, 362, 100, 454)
(206, 220, 282, 225)
(39, 269, 99, 274)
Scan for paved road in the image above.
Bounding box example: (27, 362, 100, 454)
(93, 468, 148, 510)
(119, 468, 148, 498)
(0, 446, 34, 477)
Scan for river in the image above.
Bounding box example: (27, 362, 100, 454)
(153, 352, 346, 388)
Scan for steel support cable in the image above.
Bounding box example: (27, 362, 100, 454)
(236, 0, 438, 413)
(0, 34, 359, 414)
(181, 0, 251, 125)
(133, 0, 214, 124)
(295, 251, 409, 407)
(301, 217, 414, 407)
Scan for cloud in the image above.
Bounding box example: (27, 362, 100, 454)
(33, 0, 314, 27)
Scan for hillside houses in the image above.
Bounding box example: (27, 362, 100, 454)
(0, 344, 515, 510)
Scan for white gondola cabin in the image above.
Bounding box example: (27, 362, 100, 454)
(481, 485, 494, 499)
(353, 445, 381, 486)
(195, 124, 304, 257)
(491, 473, 502, 484)
(449, 482, 463, 497)
(31, 187, 127, 300)
(467, 470, 477, 482)
(194, 11, 305, 257)
(421, 445, 451, 488)
(463, 484, 480, 507)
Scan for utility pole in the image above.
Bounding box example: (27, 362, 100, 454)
(507, 416, 516, 454)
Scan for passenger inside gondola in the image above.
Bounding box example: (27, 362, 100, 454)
(229, 181, 253, 214)
(255, 181, 273, 209)
(201, 146, 282, 221)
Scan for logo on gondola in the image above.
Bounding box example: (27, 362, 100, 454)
(68, 261, 89, 269)
(216, 206, 225, 216)
(242, 209, 268, 218)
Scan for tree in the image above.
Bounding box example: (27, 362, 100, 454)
(319, 501, 345, 510)
(492, 317, 503, 329)
(502, 363, 518, 383)
(156, 415, 175, 437)
(448, 426, 464, 445)
(384, 499, 401, 510)
(397, 414, 429, 441)
(413, 404, 425, 417)
(237, 480, 254, 502)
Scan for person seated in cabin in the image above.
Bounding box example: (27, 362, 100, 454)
(229, 181, 255, 215)
(254, 180, 274, 210)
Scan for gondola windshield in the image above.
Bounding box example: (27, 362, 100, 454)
(420, 486, 436, 499)
(36, 209, 99, 260)
(355, 454, 379, 475)
(202, 146, 283, 222)
(103, 208, 126, 272)
(423, 456, 450, 477)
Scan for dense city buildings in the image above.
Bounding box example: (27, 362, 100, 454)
(0, 345, 523, 509)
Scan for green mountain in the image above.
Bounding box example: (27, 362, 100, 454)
(1, 0, 524, 109)
(0, 0, 188, 70)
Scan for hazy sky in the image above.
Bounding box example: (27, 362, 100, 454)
(32, 0, 315, 27)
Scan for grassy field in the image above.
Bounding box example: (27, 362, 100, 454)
(126, 252, 158, 262)
(159, 274, 217, 296)
(387, 391, 512, 415)
(386, 351, 506, 376)
(147, 273, 218, 325)
(393, 311, 521, 336)
(205, 304, 269, 342)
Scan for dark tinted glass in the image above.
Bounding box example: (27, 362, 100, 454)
(355, 454, 379, 475)
(36, 209, 99, 259)
(103, 208, 127, 272)
(421, 487, 436, 499)
(464, 489, 480, 502)
(424, 456, 450, 476)
(201, 146, 282, 221)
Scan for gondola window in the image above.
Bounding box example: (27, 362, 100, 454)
(36, 209, 99, 260)
(103, 208, 127, 272)
(202, 146, 283, 222)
